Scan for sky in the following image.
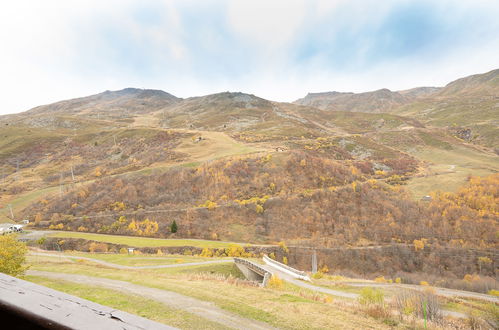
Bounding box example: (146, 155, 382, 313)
(1, 0, 499, 115)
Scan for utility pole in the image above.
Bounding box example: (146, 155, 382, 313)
(70, 166, 75, 182)
(312, 249, 318, 273)
(113, 135, 117, 147)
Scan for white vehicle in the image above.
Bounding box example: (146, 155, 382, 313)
(12, 225, 24, 232)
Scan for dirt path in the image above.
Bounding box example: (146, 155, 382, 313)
(27, 270, 275, 330)
(30, 252, 233, 270)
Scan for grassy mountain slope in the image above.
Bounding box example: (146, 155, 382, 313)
(0, 70, 497, 249)
(27, 88, 180, 119)
(294, 88, 410, 113)
(395, 69, 499, 147)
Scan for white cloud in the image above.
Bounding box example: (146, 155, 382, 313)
(227, 0, 307, 54)
(0, 0, 498, 114)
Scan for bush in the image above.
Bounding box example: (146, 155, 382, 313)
(119, 247, 128, 254)
(394, 290, 441, 321)
(488, 289, 499, 297)
(200, 248, 213, 257)
(226, 244, 247, 257)
(267, 274, 283, 289)
(89, 242, 108, 253)
(312, 272, 324, 279)
(0, 235, 28, 276)
(359, 287, 384, 306)
(278, 241, 289, 253)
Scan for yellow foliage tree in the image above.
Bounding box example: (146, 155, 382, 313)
(413, 239, 425, 251)
(0, 235, 28, 276)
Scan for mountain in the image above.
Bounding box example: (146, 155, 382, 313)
(396, 69, 499, 147)
(26, 88, 181, 119)
(398, 87, 441, 98)
(294, 88, 409, 113)
(437, 68, 499, 97)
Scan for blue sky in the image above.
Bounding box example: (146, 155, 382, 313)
(1, 0, 499, 114)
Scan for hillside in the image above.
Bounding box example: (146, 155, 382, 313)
(26, 88, 180, 119)
(294, 69, 499, 148)
(0, 69, 497, 249)
(294, 88, 410, 113)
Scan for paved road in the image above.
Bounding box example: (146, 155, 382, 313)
(30, 252, 232, 269)
(27, 270, 275, 330)
(342, 282, 499, 304)
(261, 263, 358, 299)
(261, 263, 470, 319)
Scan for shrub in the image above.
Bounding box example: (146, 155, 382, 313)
(267, 274, 283, 289)
(420, 281, 429, 286)
(278, 241, 289, 253)
(0, 235, 28, 276)
(395, 277, 402, 284)
(375, 276, 387, 283)
(282, 256, 288, 265)
(394, 290, 441, 321)
(413, 239, 424, 251)
(359, 287, 384, 306)
(488, 289, 499, 297)
(312, 272, 324, 279)
(183, 249, 192, 256)
(119, 247, 128, 254)
(200, 248, 213, 257)
(226, 244, 247, 257)
(89, 242, 108, 253)
(198, 200, 218, 210)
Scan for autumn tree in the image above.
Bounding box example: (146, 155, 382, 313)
(0, 235, 28, 276)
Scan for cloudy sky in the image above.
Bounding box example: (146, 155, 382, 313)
(1, 0, 499, 115)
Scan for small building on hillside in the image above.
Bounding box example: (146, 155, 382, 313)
(421, 195, 432, 202)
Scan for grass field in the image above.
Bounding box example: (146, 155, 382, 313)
(25, 275, 229, 329)
(0, 185, 59, 222)
(25, 256, 391, 329)
(175, 130, 264, 163)
(405, 144, 499, 198)
(48, 231, 248, 248)
(53, 251, 232, 267)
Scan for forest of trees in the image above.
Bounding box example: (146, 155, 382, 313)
(23, 152, 497, 252)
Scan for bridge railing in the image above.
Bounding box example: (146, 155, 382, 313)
(233, 258, 271, 287)
(263, 255, 311, 281)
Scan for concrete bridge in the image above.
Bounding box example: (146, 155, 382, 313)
(234, 255, 311, 287)
(233, 258, 271, 287)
